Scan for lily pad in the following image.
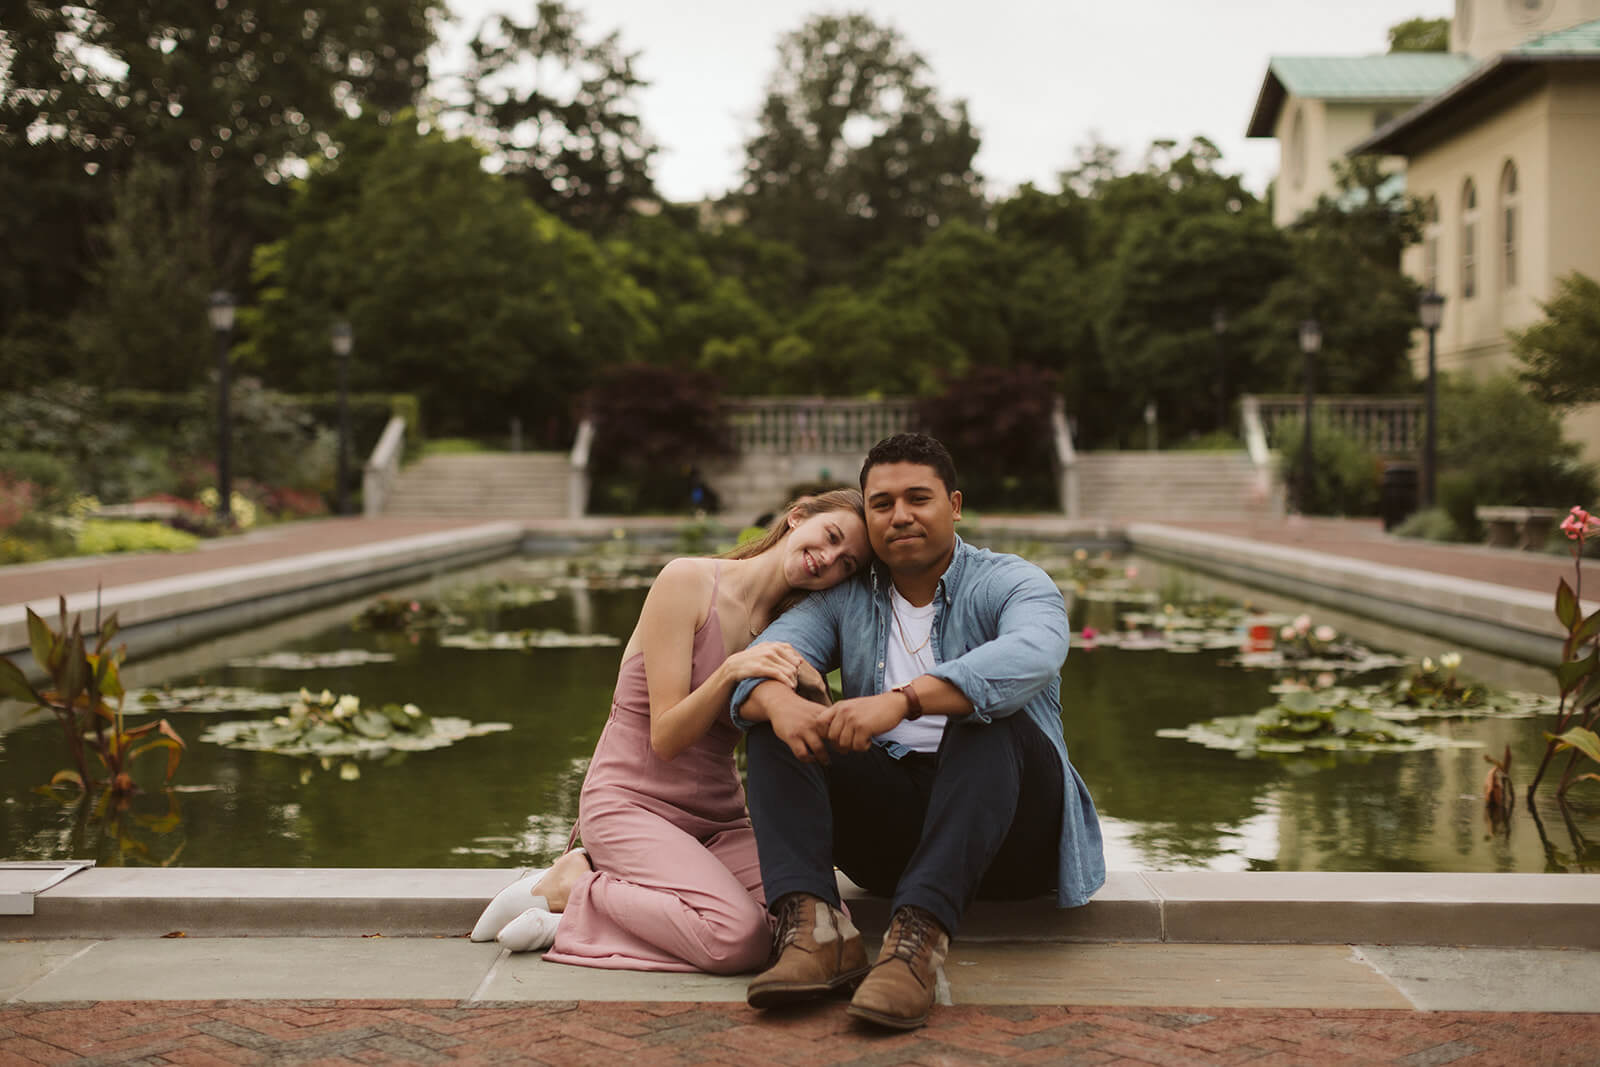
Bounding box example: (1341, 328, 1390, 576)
(439, 630, 621, 651)
(125, 686, 305, 715)
(228, 650, 398, 670)
(202, 715, 511, 758)
(1158, 692, 1483, 759)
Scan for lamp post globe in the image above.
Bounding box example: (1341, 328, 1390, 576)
(209, 290, 236, 523)
(330, 321, 353, 516)
(1297, 319, 1322, 515)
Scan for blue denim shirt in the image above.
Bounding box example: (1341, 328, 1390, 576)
(731, 535, 1106, 908)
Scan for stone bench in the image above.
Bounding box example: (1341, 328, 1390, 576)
(1476, 505, 1562, 550)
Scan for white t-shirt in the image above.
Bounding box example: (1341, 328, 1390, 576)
(876, 586, 947, 753)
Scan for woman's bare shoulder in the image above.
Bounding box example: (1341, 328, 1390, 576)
(648, 556, 718, 604)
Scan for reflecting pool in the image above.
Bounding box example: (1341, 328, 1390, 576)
(1, 549, 1594, 872)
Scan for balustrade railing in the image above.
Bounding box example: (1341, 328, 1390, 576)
(721, 397, 919, 454)
(1248, 395, 1424, 457)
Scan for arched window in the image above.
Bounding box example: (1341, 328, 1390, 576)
(1461, 179, 1478, 300)
(1500, 161, 1519, 289)
(1422, 196, 1440, 292)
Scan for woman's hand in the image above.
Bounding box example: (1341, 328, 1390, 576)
(794, 660, 833, 706)
(724, 641, 805, 690)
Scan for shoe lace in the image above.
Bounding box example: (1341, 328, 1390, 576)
(772, 893, 807, 953)
(883, 907, 941, 964)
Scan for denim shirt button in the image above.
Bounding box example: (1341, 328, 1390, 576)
(877, 661, 884, 668)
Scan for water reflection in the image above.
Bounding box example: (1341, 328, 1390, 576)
(0, 551, 1595, 871)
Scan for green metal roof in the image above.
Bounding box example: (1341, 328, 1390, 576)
(1269, 54, 1476, 98)
(1352, 18, 1600, 156)
(1246, 54, 1475, 137)
(1512, 17, 1600, 54)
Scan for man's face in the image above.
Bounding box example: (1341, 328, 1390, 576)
(863, 461, 962, 577)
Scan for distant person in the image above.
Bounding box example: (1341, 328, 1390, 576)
(471, 491, 869, 973)
(730, 432, 1104, 1030)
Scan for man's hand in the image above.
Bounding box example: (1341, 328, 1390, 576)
(820, 692, 908, 753)
(767, 688, 833, 764)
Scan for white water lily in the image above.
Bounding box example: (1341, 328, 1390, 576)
(1422, 657, 1436, 673)
(1441, 652, 1462, 671)
(403, 703, 422, 718)
(299, 687, 314, 703)
(339, 762, 361, 781)
(273, 716, 290, 727)
(1314, 625, 1337, 642)
(1280, 625, 1297, 640)
(1293, 614, 1312, 634)
(337, 694, 360, 715)
(318, 689, 334, 705)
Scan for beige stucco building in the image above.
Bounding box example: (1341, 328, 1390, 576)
(1252, 0, 1600, 458)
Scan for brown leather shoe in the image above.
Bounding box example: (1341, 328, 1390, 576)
(746, 893, 869, 1008)
(846, 906, 949, 1031)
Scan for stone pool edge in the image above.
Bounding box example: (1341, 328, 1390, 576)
(4, 867, 1595, 949)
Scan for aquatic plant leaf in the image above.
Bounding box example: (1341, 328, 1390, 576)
(200, 716, 511, 759)
(228, 650, 399, 670)
(26, 609, 56, 675)
(1576, 607, 1600, 647)
(350, 710, 394, 739)
(1557, 578, 1580, 631)
(439, 630, 621, 651)
(1556, 647, 1598, 696)
(0, 658, 41, 705)
(1547, 727, 1600, 766)
(122, 686, 305, 715)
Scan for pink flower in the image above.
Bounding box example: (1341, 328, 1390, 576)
(1561, 506, 1600, 542)
(1080, 626, 1098, 640)
(1293, 614, 1312, 635)
(1124, 565, 1139, 579)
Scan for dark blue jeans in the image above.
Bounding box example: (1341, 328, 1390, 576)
(745, 712, 1064, 938)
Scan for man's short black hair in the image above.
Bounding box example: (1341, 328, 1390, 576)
(860, 432, 959, 494)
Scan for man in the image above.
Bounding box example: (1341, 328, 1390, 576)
(730, 432, 1104, 1031)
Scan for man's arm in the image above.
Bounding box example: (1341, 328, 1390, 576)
(927, 560, 1070, 723)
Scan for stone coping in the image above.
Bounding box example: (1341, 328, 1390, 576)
(5, 867, 1595, 950)
(0, 522, 524, 662)
(1125, 522, 1590, 664)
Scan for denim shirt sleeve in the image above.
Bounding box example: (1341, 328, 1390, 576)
(927, 560, 1069, 723)
(729, 587, 842, 731)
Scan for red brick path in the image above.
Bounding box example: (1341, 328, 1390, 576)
(2, 1001, 1596, 1065)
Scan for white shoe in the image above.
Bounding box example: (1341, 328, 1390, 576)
(470, 870, 548, 942)
(497, 906, 561, 952)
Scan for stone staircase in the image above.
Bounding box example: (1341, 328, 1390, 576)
(380, 453, 570, 518)
(1074, 451, 1282, 519)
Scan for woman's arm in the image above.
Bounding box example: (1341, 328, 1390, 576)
(640, 559, 804, 761)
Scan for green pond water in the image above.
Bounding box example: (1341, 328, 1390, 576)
(1, 549, 1596, 873)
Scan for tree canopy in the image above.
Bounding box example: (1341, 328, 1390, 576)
(1388, 17, 1450, 53)
(1514, 272, 1600, 407)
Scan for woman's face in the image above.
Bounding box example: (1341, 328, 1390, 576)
(782, 508, 870, 591)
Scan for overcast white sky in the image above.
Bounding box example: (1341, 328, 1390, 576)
(434, 0, 1455, 202)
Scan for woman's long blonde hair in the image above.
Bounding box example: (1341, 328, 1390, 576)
(720, 488, 866, 616)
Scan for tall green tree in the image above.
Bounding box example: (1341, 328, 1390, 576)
(247, 120, 650, 441)
(0, 0, 442, 385)
(1514, 272, 1600, 407)
(1388, 17, 1450, 53)
(448, 1, 656, 232)
(734, 12, 984, 290)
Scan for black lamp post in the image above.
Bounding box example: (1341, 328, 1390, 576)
(1212, 306, 1228, 431)
(208, 290, 236, 523)
(330, 320, 353, 516)
(1297, 318, 1322, 514)
(1418, 290, 1445, 509)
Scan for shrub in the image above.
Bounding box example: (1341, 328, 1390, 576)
(919, 365, 1059, 510)
(75, 520, 200, 555)
(0, 451, 76, 512)
(587, 365, 732, 514)
(1275, 418, 1380, 516)
(1438, 374, 1598, 516)
(1393, 507, 1466, 542)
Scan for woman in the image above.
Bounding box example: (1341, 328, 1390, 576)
(471, 490, 869, 973)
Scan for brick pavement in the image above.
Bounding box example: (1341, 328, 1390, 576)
(1, 1001, 1596, 1066)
